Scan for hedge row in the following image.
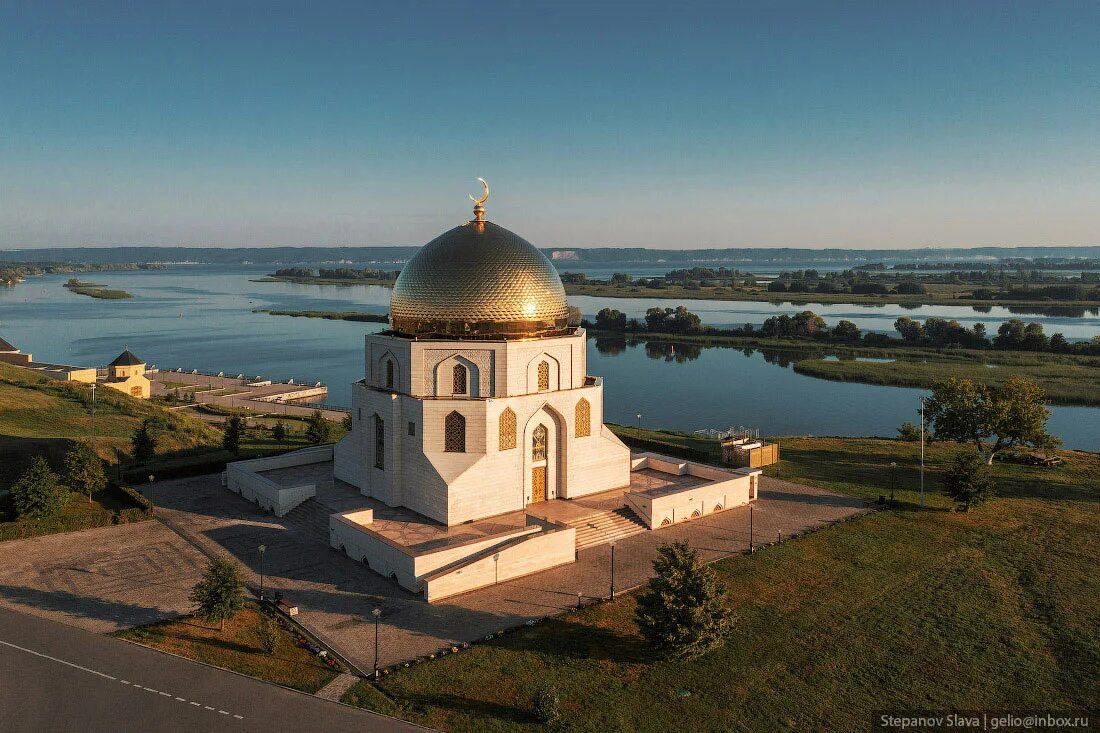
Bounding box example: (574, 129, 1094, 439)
(0, 486, 154, 542)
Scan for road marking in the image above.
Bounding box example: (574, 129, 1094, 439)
(0, 639, 117, 681)
(0, 637, 244, 721)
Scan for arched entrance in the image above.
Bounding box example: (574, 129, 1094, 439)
(531, 424, 548, 502)
(523, 406, 564, 506)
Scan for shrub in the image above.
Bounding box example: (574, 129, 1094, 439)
(897, 421, 921, 442)
(532, 685, 562, 728)
(942, 452, 995, 512)
(11, 457, 69, 519)
(65, 440, 107, 497)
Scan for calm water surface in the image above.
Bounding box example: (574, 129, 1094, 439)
(1, 266, 1096, 450)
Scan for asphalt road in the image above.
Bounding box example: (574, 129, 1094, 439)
(0, 606, 425, 733)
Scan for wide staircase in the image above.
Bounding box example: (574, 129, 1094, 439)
(567, 506, 648, 551)
(281, 498, 332, 541)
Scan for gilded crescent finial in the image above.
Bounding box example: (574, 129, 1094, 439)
(469, 177, 489, 206)
(469, 177, 489, 224)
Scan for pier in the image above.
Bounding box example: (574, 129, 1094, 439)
(150, 368, 347, 421)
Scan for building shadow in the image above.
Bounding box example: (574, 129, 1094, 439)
(0, 583, 173, 627)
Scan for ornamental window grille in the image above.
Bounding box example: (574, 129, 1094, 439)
(444, 411, 466, 452)
(499, 408, 517, 450)
(575, 398, 591, 437)
(452, 364, 468, 394)
(385, 360, 394, 389)
(537, 361, 550, 391)
(373, 414, 385, 469)
(532, 424, 548, 462)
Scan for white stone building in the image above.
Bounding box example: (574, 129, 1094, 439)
(333, 191, 632, 525)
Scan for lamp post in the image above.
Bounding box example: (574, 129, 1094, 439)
(635, 413, 642, 429)
(371, 607, 382, 678)
(919, 397, 927, 508)
(258, 545, 266, 601)
(889, 462, 898, 504)
(749, 504, 754, 553)
(90, 383, 97, 452)
(609, 542, 616, 599)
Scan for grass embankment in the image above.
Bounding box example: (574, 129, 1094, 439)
(341, 432, 1099, 732)
(113, 603, 340, 693)
(252, 308, 389, 323)
(63, 279, 133, 299)
(0, 361, 335, 486)
(565, 280, 1100, 307)
(793, 351, 1100, 406)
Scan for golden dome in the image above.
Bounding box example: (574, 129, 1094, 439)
(390, 220, 571, 339)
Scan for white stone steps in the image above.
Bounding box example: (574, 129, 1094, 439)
(569, 507, 648, 550)
(281, 498, 331, 540)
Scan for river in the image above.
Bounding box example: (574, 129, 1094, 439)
(1, 265, 1096, 450)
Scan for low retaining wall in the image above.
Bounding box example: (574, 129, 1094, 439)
(224, 445, 333, 516)
(329, 511, 576, 601)
(626, 452, 760, 529)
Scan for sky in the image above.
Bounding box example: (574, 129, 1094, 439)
(1, 1, 1099, 250)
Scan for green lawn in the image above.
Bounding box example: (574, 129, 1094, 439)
(341, 435, 1099, 732)
(114, 603, 341, 693)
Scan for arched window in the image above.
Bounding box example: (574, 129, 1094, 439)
(452, 364, 468, 395)
(575, 398, 591, 437)
(499, 408, 517, 450)
(385, 360, 394, 389)
(373, 414, 385, 469)
(444, 411, 466, 452)
(537, 361, 550, 391)
(532, 424, 548, 462)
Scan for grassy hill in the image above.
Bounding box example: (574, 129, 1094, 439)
(341, 433, 1099, 731)
(0, 361, 338, 488)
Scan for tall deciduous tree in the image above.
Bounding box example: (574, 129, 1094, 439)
(271, 421, 287, 445)
(924, 376, 1058, 465)
(12, 457, 69, 519)
(634, 541, 733, 659)
(64, 440, 106, 498)
(189, 556, 245, 632)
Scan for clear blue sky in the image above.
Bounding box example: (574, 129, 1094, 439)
(2, 1, 1098, 249)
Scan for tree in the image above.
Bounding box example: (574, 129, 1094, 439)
(12, 457, 69, 519)
(259, 614, 279, 655)
(64, 440, 106, 498)
(131, 419, 157, 462)
(222, 414, 245, 455)
(271, 421, 288, 445)
(595, 307, 627, 330)
(924, 376, 1057, 465)
(894, 316, 925, 343)
(897, 421, 921, 442)
(189, 556, 245, 632)
(305, 410, 331, 444)
(831, 320, 861, 342)
(634, 541, 732, 659)
(341, 412, 353, 432)
(942, 452, 995, 511)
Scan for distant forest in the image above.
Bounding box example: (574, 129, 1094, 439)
(1, 244, 1099, 266)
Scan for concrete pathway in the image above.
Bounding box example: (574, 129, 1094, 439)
(315, 672, 362, 702)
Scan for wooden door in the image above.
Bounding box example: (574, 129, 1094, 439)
(531, 466, 546, 503)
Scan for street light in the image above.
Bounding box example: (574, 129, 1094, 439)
(749, 504, 754, 553)
(919, 397, 927, 508)
(371, 607, 382, 678)
(635, 413, 642, 429)
(609, 542, 616, 599)
(89, 383, 97, 452)
(889, 462, 898, 504)
(258, 545, 266, 601)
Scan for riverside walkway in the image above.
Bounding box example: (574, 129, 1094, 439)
(149, 370, 348, 421)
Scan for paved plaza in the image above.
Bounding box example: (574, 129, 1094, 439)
(0, 470, 868, 671)
(145, 469, 868, 670)
(0, 522, 208, 632)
